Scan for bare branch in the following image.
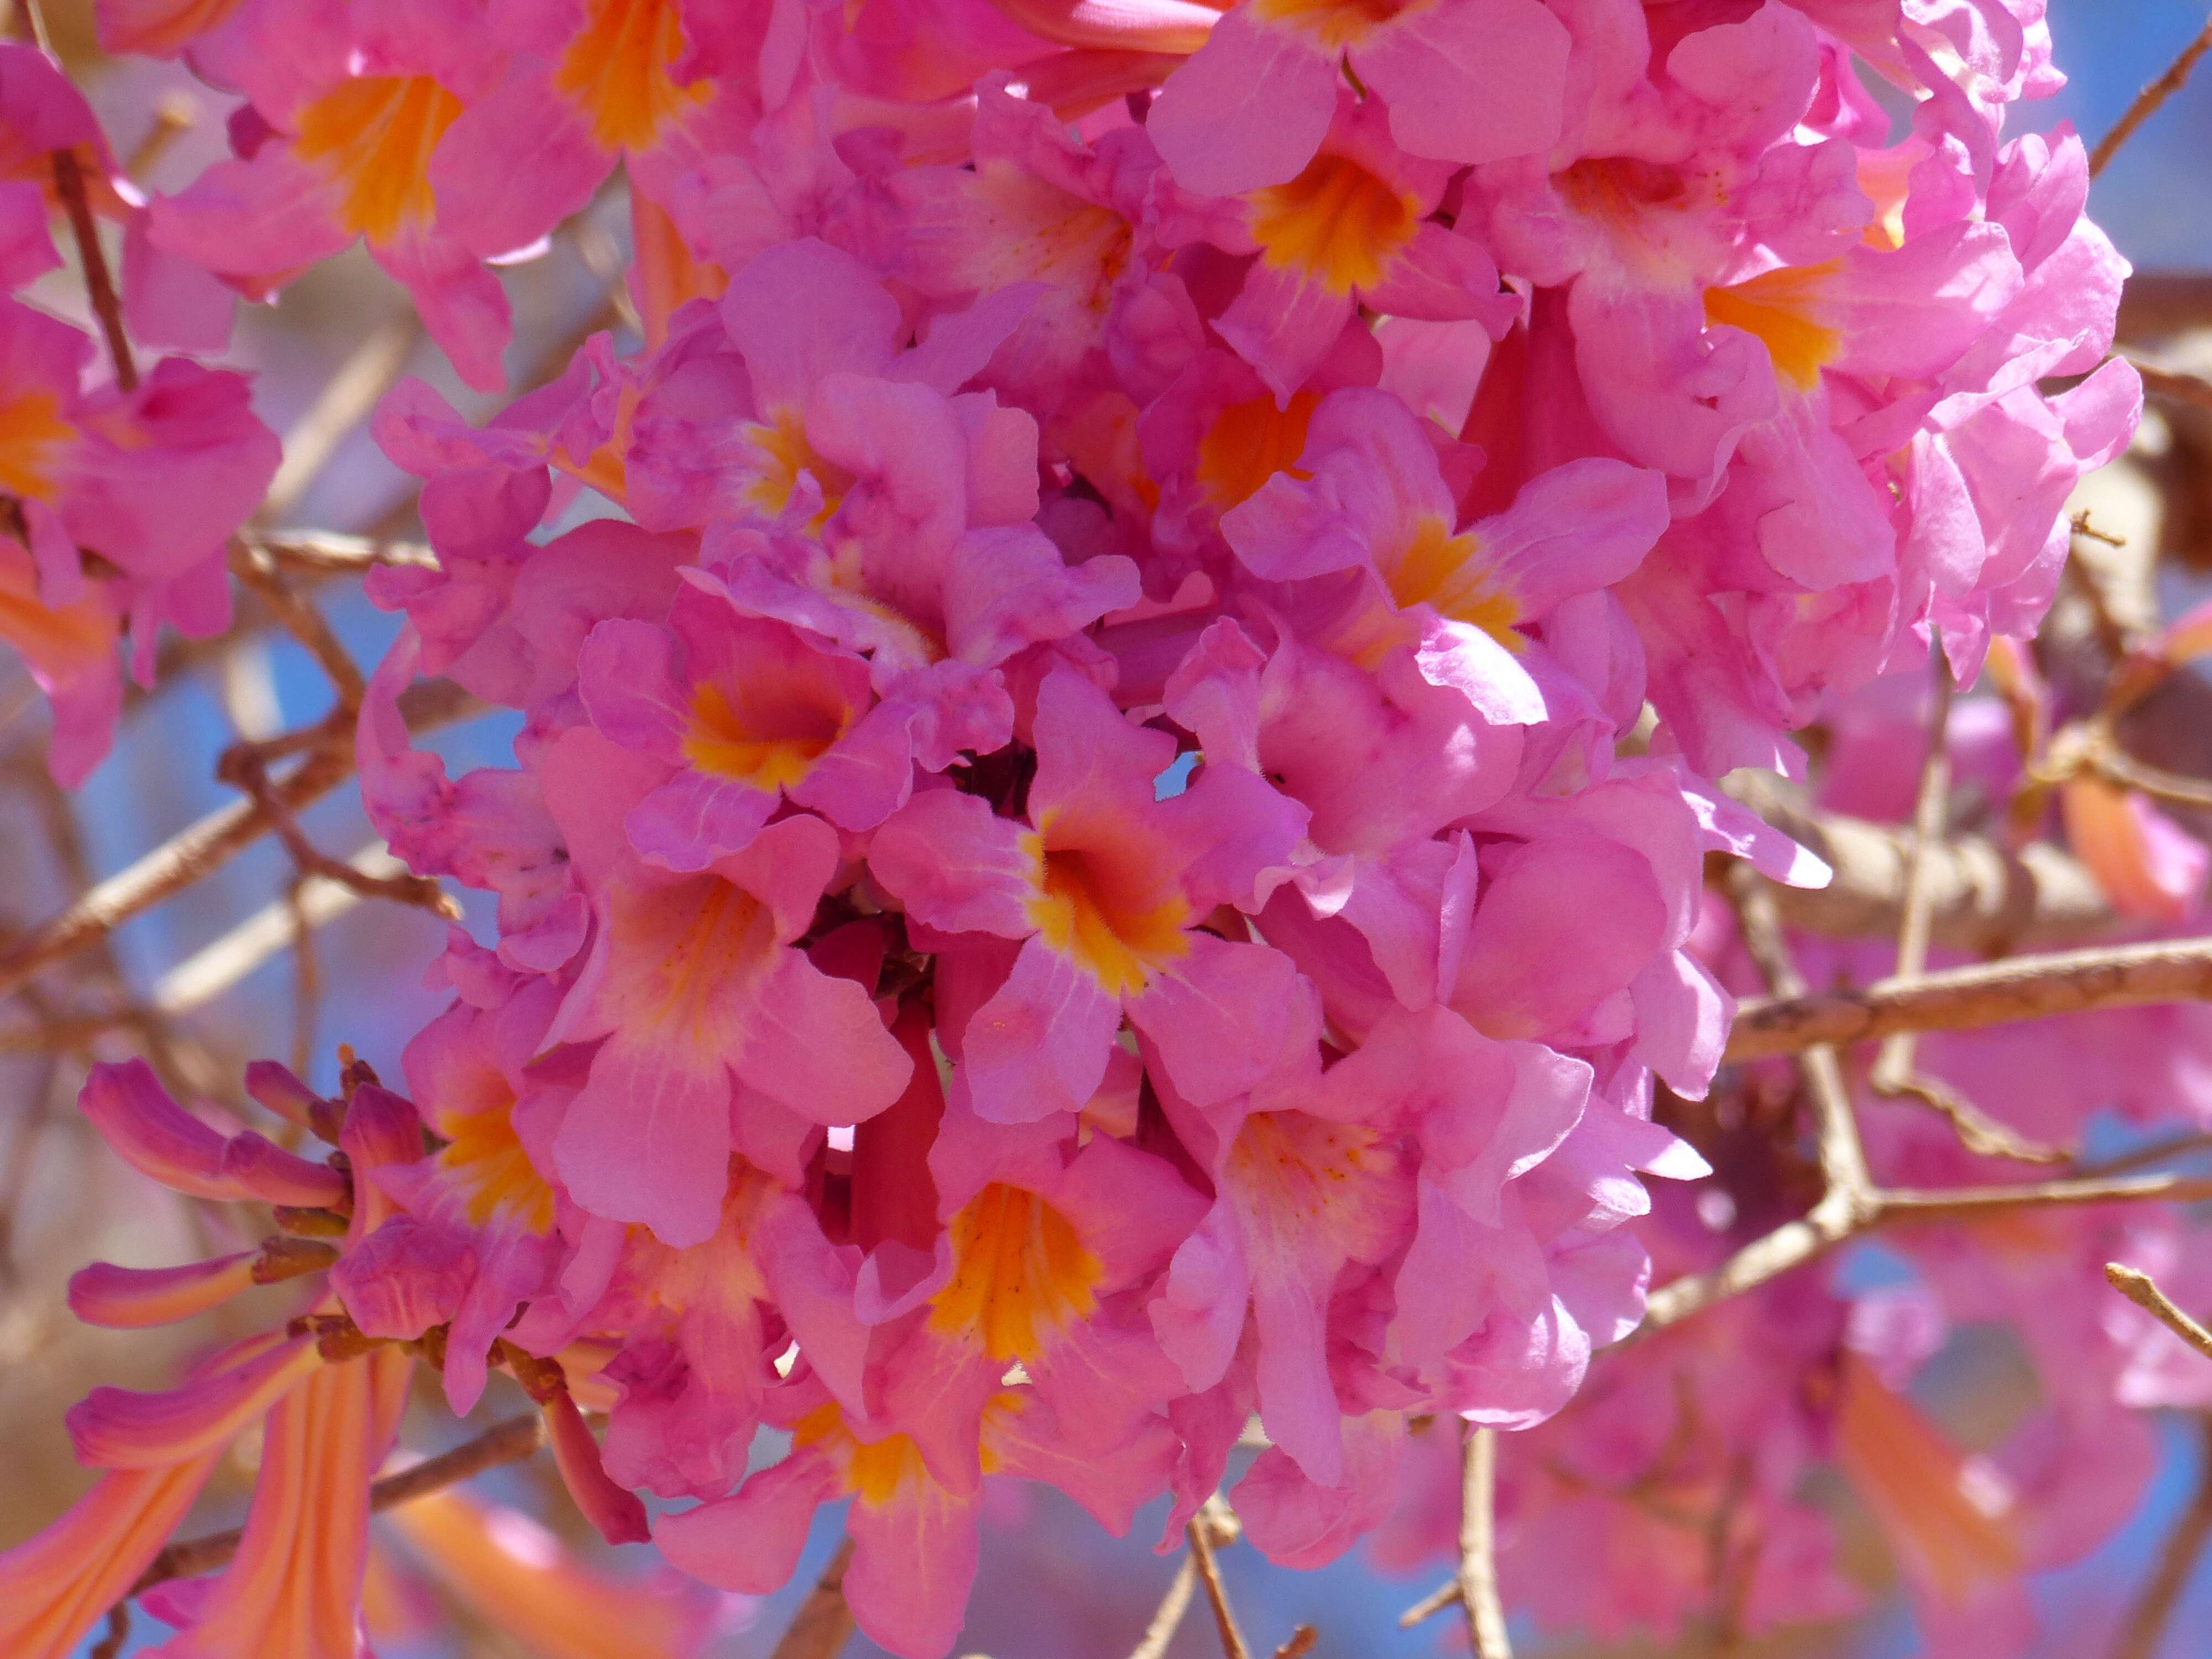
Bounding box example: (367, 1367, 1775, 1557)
(88, 1605, 129, 1659)
(1459, 1423, 1512, 1659)
(45, 129, 138, 392)
(2091, 13, 2212, 176)
(260, 317, 422, 521)
(133, 1414, 547, 1594)
(149, 844, 404, 1014)
(1187, 1509, 1253, 1659)
(1880, 1172, 2212, 1219)
(1128, 1557, 1200, 1659)
(2107, 1415, 2212, 1659)
(1726, 865, 1874, 1201)
(1724, 770, 2117, 950)
(2106, 1264, 2212, 1363)
(2134, 359, 2212, 415)
(242, 531, 438, 575)
(770, 1536, 858, 1659)
(1874, 1070, 2069, 1167)
(1725, 937, 2212, 1062)
(226, 541, 367, 707)
(0, 680, 481, 1003)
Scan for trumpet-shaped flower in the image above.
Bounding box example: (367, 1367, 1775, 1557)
(868, 668, 1305, 1121)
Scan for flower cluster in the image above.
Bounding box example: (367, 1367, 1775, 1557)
(0, 40, 279, 785)
(1376, 662, 2212, 1653)
(0, 0, 2144, 1654)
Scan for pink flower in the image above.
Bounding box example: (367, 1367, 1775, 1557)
(536, 726, 913, 1246)
(577, 580, 935, 869)
(1177, 95, 1519, 400)
(430, 0, 757, 263)
(869, 1093, 1206, 1489)
(148, 1, 518, 387)
(1148, 0, 1568, 195)
(1222, 387, 1669, 729)
(658, 1378, 1175, 1658)
(869, 667, 1305, 1121)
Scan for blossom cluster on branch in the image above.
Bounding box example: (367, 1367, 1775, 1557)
(0, 0, 2184, 1655)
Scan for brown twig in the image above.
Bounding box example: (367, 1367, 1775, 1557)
(259, 317, 423, 523)
(88, 1604, 129, 1659)
(2106, 1263, 2212, 1362)
(2091, 12, 2212, 176)
(241, 531, 438, 575)
(226, 541, 367, 707)
(132, 1413, 547, 1594)
(1458, 1422, 1511, 1659)
(1186, 1510, 1253, 1659)
(1860, 660, 2063, 1159)
(1643, 1173, 2212, 1334)
(2133, 359, 2212, 415)
(1725, 936, 2212, 1062)
(1270, 1629, 1317, 1659)
(1128, 1556, 1200, 1659)
(2107, 1415, 2212, 1659)
(49, 147, 135, 392)
(0, 679, 480, 1001)
(1724, 770, 2117, 950)
(770, 1536, 858, 1659)
(1871, 653, 1950, 1089)
(1640, 868, 1881, 1333)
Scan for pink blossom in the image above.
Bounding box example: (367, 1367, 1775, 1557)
(869, 668, 1305, 1121)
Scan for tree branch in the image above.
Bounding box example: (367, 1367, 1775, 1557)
(770, 1536, 858, 1659)
(1187, 1509, 1252, 1659)
(2106, 1263, 2212, 1363)
(1725, 937, 2212, 1062)
(2090, 10, 2212, 176)
(1458, 1423, 1511, 1659)
(132, 1414, 546, 1595)
(2107, 1415, 2212, 1659)
(0, 679, 481, 1003)
(46, 142, 138, 392)
(1723, 771, 2117, 950)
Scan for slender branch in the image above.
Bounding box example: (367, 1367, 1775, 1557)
(133, 1414, 547, 1594)
(1880, 1171, 2212, 1219)
(0, 679, 481, 1002)
(1724, 770, 2117, 950)
(1645, 1174, 2212, 1334)
(1641, 866, 1881, 1334)
(2107, 1415, 2212, 1659)
(44, 126, 139, 392)
(1872, 1071, 2069, 1167)
(1458, 1423, 1511, 1659)
(2091, 12, 2212, 176)
(241, 531, 438, 575)
(1885, 653, 1954, 997)
(1728, 866, 1872, 1201)
(1128, 1556, 1200, 1659)
(259, 317, 422, 522)
(2095, 743, 2212, 812)
(2106, 1264, 2212, 1362)
(2133, 359, 2212, 415)
(1725, 937, 2212, 1062)
(1270, 1629, 1317, 1658)
(770, 1536, 858, 1659)
(225, 542, 367, 707)
(1186, 1511, 1253, 1659)
(88, 1605, 129, 1659)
